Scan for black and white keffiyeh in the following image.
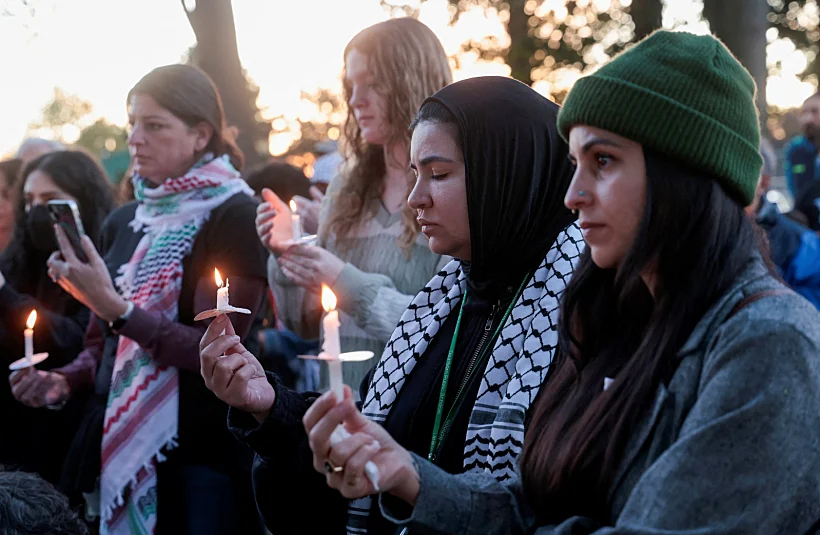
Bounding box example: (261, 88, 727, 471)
(346, 222, 584, 534)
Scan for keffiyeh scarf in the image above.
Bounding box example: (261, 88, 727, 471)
(347, 222, 584, 534)
(100, 154, 253, 535)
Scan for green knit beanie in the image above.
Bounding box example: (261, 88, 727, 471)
(557, 30, 762, 206)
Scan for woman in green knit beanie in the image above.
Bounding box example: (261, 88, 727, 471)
(298, 30, 820, 535)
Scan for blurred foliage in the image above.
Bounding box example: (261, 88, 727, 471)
(27, 88, 130, 181)
(269, 88, 345, 175)
(768, 0, 819, 84)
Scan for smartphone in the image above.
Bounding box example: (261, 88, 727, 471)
(47, 200, 88, 262)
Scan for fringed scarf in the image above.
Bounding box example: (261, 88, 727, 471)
(347, 223, 584, 534)
(100, 154, 252, 535)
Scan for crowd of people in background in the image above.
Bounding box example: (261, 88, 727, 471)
(1, 16, 820, 535)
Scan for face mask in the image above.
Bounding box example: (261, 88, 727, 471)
(26, 204, 58, 254)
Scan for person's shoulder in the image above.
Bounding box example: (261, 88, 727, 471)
(213, 191, 259, 215)
(714, 275, 820, 364)
(785, 136, 814, 156)
(103, 201, 139, 232)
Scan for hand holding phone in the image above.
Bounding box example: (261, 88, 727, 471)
(47, 200, 88, 263)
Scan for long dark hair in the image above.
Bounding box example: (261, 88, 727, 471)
(0, 151, 117, 299)
(519, 149, 760, 524)
(128, 64, 244, 171)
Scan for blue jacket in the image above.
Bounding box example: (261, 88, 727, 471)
(757, 200, 820, 310)
(785, 135, 820, 201)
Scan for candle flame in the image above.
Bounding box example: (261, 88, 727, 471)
(289, 200, 298, 213)
(26, 310, 37, 329)
(214, 268, 224, 288)
(321, 285, 337, 312)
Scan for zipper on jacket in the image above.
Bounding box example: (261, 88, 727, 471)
(438, 300, 499, 442)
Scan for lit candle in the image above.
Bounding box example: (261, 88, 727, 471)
(24, 310, 36, 363)
(321, 285, 343, 400)
(289, 200, 302, 241)
(215, 269, 229, 310)
(319, 286, 381, 490)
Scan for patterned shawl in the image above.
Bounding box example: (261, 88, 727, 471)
(346, 222, 584, 534)
(100, 154, 252, 535)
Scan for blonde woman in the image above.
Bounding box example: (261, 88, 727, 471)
(256, 18, 453, 390)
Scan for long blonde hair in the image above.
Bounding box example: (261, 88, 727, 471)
(321, 18, 452, 255)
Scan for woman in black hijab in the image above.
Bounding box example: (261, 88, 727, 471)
(199, 76, 583, 535)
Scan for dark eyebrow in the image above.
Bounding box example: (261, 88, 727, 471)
(420, 155, 456, 166)
(581, 137, 622, 154)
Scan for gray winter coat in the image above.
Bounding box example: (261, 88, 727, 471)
(381, 257, 820, 535)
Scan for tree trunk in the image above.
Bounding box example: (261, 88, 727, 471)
(630, 0, 663, 41)
(183, 0, 265, 168)
(506, 0, 535, 85)
(703, 0, 768, 127)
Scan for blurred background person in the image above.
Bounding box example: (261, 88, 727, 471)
(753, 138, 820, 309)
(3, 151, 116, 485)
(786, 91, 820, 228)
(0, 469, 89, 535)
(245, 161, 312, 203)
(0, 159, 21, 252)
(15, 137, 65, 165)
(257, 18, 453, 391)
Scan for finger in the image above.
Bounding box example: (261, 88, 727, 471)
(257, 221, 273, 238)
(81, 235, 104, 267)
(336, 387, 371, 432)
(327, 432, 373, 472)
(279, 263, 312, 289)
(200, 314, 229, 352)
(262, 188, 289, 212)
(285, 244, 319, 260)
(344, 440, 381, 488)
(11, 372, 38, 401)
(229, 361, 256, 390)
(256, 201, 272, 215)
(212, 353, 248, 391)
(201, 334, 241, 379)
(53, 225, 78, 264)
(303, 389, 340, 435)
(9, 368, 31, 387)
(307, 397, 356, 459)
(310, 186, 325, 202)
(255, 208, 275, 228)
(46, 251, 62, 268)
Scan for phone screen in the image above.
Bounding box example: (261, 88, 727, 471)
(47, 201, 88, 262)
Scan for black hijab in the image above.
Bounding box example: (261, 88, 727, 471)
(420, 76, 576, 294)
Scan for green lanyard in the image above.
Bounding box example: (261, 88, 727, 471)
(427, 273, 531, 462)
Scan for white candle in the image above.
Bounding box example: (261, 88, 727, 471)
(321, 285, 343, 400)
(320, 286, 381, 490)
(215, 269, 229, 310)
(24, 310, 36, 363)
(289, 200, 303, 241)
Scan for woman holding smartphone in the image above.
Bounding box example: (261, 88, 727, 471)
(16, 64, 269, 535)
(4, 150, 116, 484)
